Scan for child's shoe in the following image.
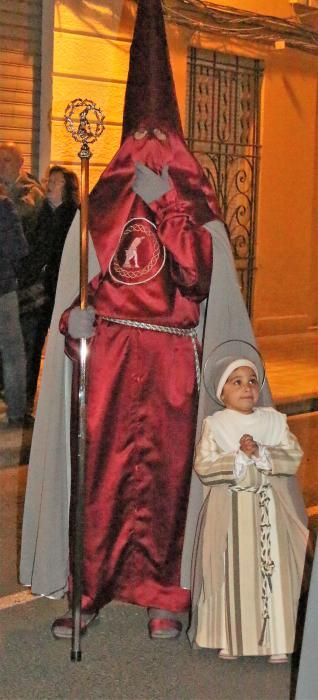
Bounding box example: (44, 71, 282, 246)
(218, 648, 238, 660)
(268, 654, 288, 664)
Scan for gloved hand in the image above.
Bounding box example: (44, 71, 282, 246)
(132, 162, 172, 204)
(68, 306, 96, 339)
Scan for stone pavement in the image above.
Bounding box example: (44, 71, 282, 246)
(0, 458, 303, 700)
(0, 330, 317, 699)
(0, 597, 294, 700)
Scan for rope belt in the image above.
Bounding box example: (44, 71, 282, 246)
(258, 482, 275, 646)
(101, 316, 201, 389)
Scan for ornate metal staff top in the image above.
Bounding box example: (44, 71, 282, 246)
(64, 97, 105, 158)
(64, 98, 105, 307)
(63, 97, 104, 663)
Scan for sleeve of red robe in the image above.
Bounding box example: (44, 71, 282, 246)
(148, 188, 213, 302)
(60, 187, 213, 343)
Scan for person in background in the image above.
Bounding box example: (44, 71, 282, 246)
(41, 165, 80, 323)
(17, 165, 79, 417)
(0, 141, 44, 421)
(0, 185, 29, 428)
(0, 142, 43, 232)
(19, 164, 80, 416)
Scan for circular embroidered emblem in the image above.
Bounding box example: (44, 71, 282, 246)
(109, 217, 166, 285)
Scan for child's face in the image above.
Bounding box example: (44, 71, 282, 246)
(221, 365, 260, 414)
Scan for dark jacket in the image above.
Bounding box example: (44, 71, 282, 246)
(41, 199, 78, 302)
(0, 196, 29, 297)
(17, 198, 77, 316)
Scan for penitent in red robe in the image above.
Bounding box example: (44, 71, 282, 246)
(60, 130, 215, 614)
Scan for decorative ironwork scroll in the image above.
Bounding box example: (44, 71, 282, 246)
(186, 49, 263, 313)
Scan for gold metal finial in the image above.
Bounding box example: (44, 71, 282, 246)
(64, 97, 105, 158)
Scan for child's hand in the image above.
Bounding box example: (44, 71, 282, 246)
(240, 434, 259, 458)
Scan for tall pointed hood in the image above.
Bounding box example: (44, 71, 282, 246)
(121, 0, 183, 141)
(89, 0, 220, 271)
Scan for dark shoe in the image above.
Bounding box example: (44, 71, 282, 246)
(51, 609, 99, 639)
(0, 417, 24, 430)
(0, 415, 34, 430)
(10, 419, 24, 427)
(23, 413, 35, 427)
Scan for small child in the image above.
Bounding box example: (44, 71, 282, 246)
(188, 356, 309, 663)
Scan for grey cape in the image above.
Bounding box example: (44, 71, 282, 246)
(20, 216, 306, 598)
(20, 212, 99, 597)
(295, 542, 318, 700)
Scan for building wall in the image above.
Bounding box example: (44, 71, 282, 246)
(0, 0, 42, 175)
(48, 0, 134, 184)
(43, 0, 318, 336)
(254, 48, 318, 335)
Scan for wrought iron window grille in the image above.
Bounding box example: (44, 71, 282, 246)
(186, 48, 264, 313)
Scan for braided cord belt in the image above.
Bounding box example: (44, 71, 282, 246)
(258, 483, 275, 645)
(101, 316, 201, 389)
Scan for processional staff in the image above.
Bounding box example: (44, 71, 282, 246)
(64, 98, 105, 662)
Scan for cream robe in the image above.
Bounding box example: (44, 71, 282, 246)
(189, 407, 309, 656)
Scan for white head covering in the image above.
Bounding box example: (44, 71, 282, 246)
(203, 338, 266, 409)
(215, 357, 258, 401)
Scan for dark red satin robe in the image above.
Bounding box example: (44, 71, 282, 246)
(60, 131, 215, 613)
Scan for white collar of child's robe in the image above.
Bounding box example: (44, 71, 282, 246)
(207, 406, 287, 452)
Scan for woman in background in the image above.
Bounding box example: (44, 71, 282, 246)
(41, 165, 80, 322)
(19, 165, 80, 417)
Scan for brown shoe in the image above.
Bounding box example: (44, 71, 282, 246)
(51, 609, 99, 639)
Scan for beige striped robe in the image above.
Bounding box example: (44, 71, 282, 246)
(189, 407, 308, 656)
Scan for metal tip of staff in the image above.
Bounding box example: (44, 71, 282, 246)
(71, 650, 82, 662)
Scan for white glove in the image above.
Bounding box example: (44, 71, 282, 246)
(68, 306, 96, 339)
(132, 162, 172, 204)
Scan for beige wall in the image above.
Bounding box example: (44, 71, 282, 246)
(254, 48, 318, 335)
(205, 0, 318, 18)
(48, 0, 134, 184)
(42, 0, 318, 337)
(0, 0, 42, 174)
(310, 93, 318, 329)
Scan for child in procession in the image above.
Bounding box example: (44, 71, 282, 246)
(188, 356, 308, 663)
